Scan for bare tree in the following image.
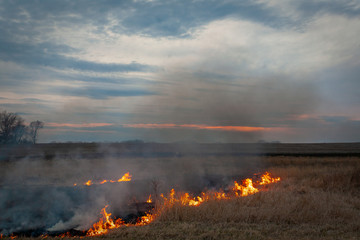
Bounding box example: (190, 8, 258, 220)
(29, 120, 44, 144)
(13, 124, 28, 144)
(0, 111, 26, 144)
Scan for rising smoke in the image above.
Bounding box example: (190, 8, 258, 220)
(0, 142, 265, 236)
(0, 62, 319, 236)
(128, 68, 319, 143)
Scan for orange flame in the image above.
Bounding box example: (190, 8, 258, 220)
(117, 172, 132, 182)
(159, 172, 281, 208)
(64, 171, 281, 237)
(146, 194, 152, 203)
(74, 172, 132, 186)
(214, 191, 229, 200)
(86, 205, 124, 236)
(179, 192, 208, 206)
(136, 213, 155, 226)
(233, 179, 259, 196)
(85, 180, 93, 186)
(259, 171, 281, 185)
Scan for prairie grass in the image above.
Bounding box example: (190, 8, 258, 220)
(104, 156, 360, 240)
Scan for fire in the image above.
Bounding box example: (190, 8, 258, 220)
(214, 191, 228, 200)
(233, 179, 259, 196)
(85, 180, 93, 186)
(40, 171, 281, 238)
(146, 194, 152, 203)
(116, 172, 132, 182)
(160, 172, 281, 207)
(136, 213, 155, 225)
(259, 171, 281, 185)
(86, 205, 125, 236)
(74, 172, 132, 186)
(58, 232, 72, 238)
(179, 192, 208, 206)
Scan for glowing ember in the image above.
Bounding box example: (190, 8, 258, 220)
(85, 180, 93, 186)
(136, 213, 155, 226)
(146, 194, 152, 203)
(58, 232, 72, 238)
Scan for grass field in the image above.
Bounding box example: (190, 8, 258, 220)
(88, 156, 359, 240)
(1, 144, 360, 239)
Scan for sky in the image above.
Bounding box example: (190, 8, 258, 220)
(0, 0, 359, 143)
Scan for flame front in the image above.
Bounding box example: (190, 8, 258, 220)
(74, 172, 132, 186)
(116, 172, 132, 182)
(259, 171, 281, 185)
(86, 205, 125, 236)
(233, 179, 259, 196)
(161, 172, 281, 207)
(65, 171, 281, 237)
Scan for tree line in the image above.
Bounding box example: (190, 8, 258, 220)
(0, 110, 44, 144)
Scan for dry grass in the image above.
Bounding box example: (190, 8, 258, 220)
(103, 156, 360, 240)
(5, 156, 360, 240)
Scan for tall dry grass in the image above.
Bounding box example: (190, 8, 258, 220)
(107, 156, 360, 240)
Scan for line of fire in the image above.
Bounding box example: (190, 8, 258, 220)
(0, 171, 280, 238)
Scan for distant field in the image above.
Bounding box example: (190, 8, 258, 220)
(0, 143, 359, 239)
(1, 142, 360, 161)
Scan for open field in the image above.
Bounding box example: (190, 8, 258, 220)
(1, 142, 360, 161)
(93, 156, 360, 240)
(1, 143, 360, 239)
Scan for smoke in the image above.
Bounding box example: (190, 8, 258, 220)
(0, 69, 319, 236)
(0, 149, 128, 236)
(128, 68, 319, 143)
(0, 142, 266, 235)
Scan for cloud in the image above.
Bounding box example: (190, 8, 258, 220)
(46, 123, 114, 128)
(123, 123, 288, 132)
(53, 86, 158, 99)
(0, 40, 157, 73)
(297, 0, 360, 18)
(0, 103, 52, 111)
(257, 0, 360, 22)
(0, 0, 360, 142)
(0, 0, 288, 39)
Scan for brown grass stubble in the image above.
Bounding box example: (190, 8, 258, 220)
(99, 156, 360, 240)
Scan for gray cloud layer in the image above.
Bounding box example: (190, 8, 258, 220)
(0, 0, 359, 142)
